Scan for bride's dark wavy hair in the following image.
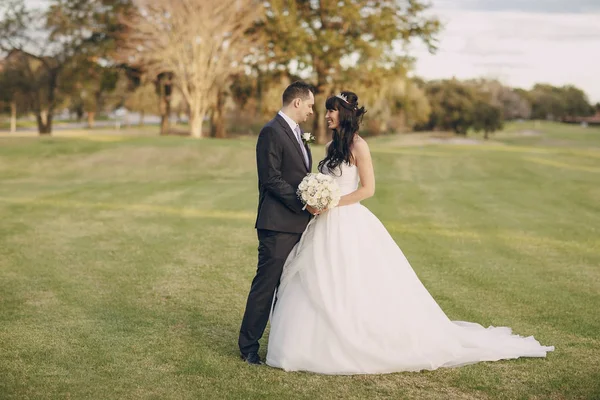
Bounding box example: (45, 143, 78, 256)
(318, 91, 367, 175)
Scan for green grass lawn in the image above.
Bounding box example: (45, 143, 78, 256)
(1, 123, 599, 399)
(0, 119, 39, 130)
(0, 118, 94, 130)
(0, 115, 151, 131)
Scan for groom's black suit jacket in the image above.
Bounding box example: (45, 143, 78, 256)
(255, 114, 313, 233)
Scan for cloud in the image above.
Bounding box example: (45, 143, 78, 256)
(409, 8, 600, 102)
(434, 0, 600, 14)
(473, 61, 530, 70)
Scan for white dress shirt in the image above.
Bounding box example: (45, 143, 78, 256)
(278, 110, 309, 168)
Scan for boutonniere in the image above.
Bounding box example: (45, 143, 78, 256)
(301, 132, 315, 145)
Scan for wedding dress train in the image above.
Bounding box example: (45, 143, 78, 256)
(266, 163, 554, 374)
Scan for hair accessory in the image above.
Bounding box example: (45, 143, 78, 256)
(335, 93, 349, 104)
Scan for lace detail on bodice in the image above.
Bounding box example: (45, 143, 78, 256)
(320, 163, 359, 196)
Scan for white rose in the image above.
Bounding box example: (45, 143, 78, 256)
(298, 181, 308, 190)
(302, 132, 312, 142)
(321, 189, 330, 198)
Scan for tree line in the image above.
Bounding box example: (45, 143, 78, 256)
(0, 0, 596, 141)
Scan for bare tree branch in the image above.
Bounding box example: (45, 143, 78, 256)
(119, 0, 262, 138)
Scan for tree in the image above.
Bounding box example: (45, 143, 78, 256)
(256, 0, 440, 143)
(529, 84, 566, 120)
(210, 88, 227, 138)
(513, 84, 592, 121)
(0, 0, 133, 134)
(169, 88, 188, 126)
(423, 79, 477, 134)
(402, 81, 432, 129)
(422, 79, 504, 136)
(467, 79, 531, 120)
(500, 88, 531, 120)
(0, 53, 31, 132)
(259, 74, 293, 118)
(230, 73, 255, 111)
(153, 72, 174, 135)
(120, 0, 262, 138)
(65, 62, 121, 128)
(125, 81, 158, 126)
(472, 101, 503, 139)
(0, 2, 61, 134)
(345, 65, 431, 135)
(561, 85, 594, 118)
(358, 66, 406, 135)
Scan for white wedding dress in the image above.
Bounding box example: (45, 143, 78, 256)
(266, 163, 554, 375)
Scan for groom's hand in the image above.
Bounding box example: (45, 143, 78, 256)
(306, 205, 320, 216)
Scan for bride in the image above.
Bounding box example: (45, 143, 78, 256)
(265, 91, 554, 375)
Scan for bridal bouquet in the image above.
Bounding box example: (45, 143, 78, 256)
(297, 173, 341, 211)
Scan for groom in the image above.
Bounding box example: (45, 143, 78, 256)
(239, 81, 318, 365)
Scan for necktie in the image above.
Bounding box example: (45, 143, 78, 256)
(294, 125, 309, 168)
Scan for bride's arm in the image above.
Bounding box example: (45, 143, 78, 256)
(336, 138, 375, 207)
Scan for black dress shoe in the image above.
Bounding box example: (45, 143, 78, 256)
(241, 352, 264, 365)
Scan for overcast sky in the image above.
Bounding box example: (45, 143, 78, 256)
(23, 0, 600, 102)
(409, 0, 600, 102)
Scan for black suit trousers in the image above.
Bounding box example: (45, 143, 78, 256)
(238, 229, 302, 356)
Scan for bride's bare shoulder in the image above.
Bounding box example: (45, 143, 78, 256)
(352, 135, 370, 153)
(350, 136, 371, 166)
